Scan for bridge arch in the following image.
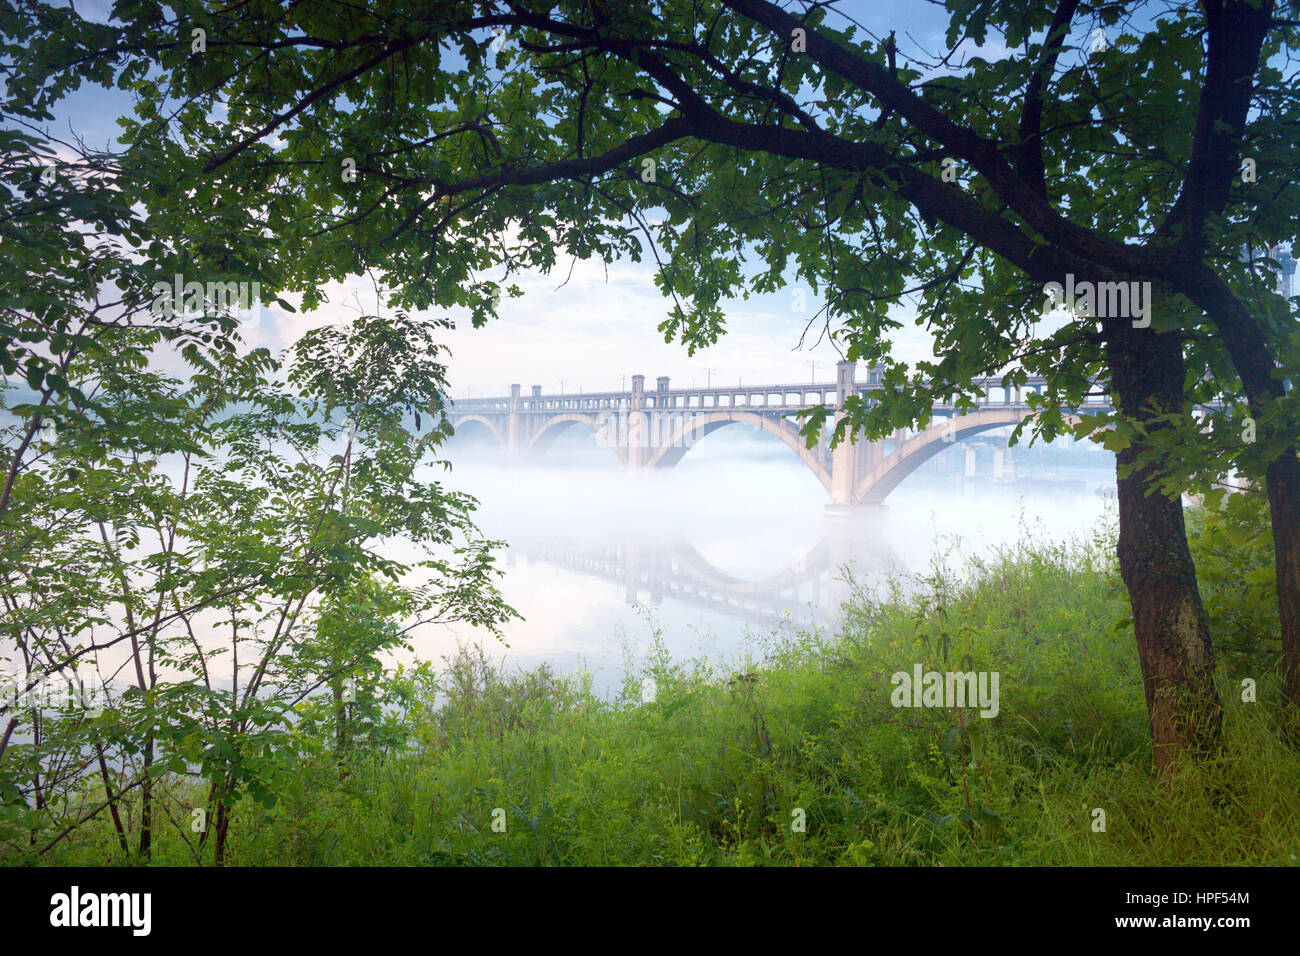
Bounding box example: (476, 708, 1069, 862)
(852, 409, 1028, 504)
(643, 410, 833, 494)
(451, 414, 507, 446)
(527, 412, 622, 461)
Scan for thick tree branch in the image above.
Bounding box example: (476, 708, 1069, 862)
(1157, 0, 1275, 243)
(1017, 0, 1082, 197)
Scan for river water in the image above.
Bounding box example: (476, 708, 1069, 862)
(430, 425, 1118, 694)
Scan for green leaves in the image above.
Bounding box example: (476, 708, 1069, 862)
(0, 302, 515, 857)
(23, 359, 43, 391)
(1188, 490, 1280, 670)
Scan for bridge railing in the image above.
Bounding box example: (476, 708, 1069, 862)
(449, 377, 1068, 415)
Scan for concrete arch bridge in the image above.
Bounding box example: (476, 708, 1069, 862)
(451, 361, 1111, 509)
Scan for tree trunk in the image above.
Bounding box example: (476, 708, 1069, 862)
(213, 794, 230, 867)
(137, 736, 152, 861)
(95, 748, 131, 858)
(1183, 265, 1300, 704)
(1108, 328, 1221, 770)
(334, 679, 349, 780)
(1266, 453, 1300, 703)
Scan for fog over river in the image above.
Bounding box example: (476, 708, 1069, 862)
(426, 425, 1119, 695)
(0, 408, 1119, 704)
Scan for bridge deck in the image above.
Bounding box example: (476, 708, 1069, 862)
(450, 374, 1087, 415)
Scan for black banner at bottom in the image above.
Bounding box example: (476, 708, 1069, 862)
(0, 865, 1283, 943)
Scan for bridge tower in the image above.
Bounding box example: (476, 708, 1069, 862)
(825, 360, 889, 511)
(508, 384, 522, 457)
(627, 374, 648, 467)
(828, 360, 862, 510)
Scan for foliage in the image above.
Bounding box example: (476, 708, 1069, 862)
(16, 521, 1298, 867)
(1189, 488, 1280, 673)
(0, 314, 515, 862)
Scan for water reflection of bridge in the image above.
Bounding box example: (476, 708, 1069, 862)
(522, 522, 896, 629)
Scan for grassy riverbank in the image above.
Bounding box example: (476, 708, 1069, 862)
(34, 511, 1300, 867)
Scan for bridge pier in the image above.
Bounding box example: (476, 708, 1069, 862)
(625, 376, 648, 468)
(828, 360, 862, 508)
(507, 384, 522, 460)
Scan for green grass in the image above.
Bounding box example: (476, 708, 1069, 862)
(225, 521, 1300, 867)
(26, 515, 1300, 866)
